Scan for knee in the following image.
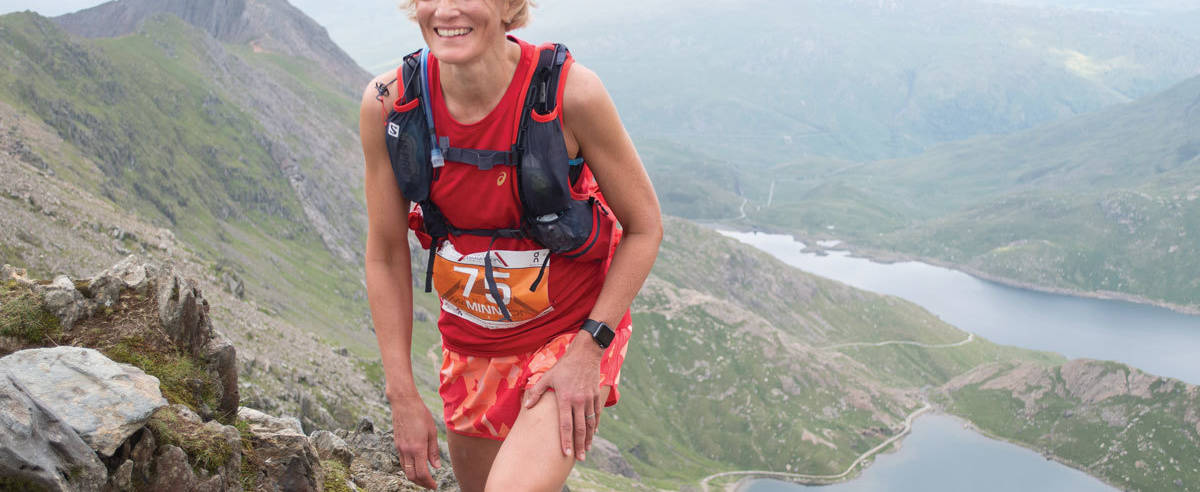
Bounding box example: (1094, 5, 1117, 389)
(483, 473, 518, 492)
(484, 472, 563, 492)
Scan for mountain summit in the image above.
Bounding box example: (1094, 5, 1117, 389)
(54, 0, 366, 95)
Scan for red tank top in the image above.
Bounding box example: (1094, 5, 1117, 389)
(426, 37, 610, 356)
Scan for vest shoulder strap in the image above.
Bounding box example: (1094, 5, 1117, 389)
(398, 49, 422, 106)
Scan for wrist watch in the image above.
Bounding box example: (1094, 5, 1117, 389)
(579, 319, 615, 349)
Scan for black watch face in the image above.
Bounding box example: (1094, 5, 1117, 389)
(585, 320, 615, 348)
(596, 325, 615, 348)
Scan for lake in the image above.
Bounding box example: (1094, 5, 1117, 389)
(720, 231, 1200, 385)
(741, 414, 1115, 492)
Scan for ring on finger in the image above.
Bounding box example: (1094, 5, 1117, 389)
(585, 413, 596, 420)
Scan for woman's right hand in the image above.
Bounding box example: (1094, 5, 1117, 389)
(389, 395, 441, 489)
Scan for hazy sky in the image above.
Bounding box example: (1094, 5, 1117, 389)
(0, 1, 101, 16)
(0, 0, 630, 73)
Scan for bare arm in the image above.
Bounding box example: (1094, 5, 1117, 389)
(360, 73, 440, 488)
(523, 62, 663, 462)
(562, 63, 663, 328)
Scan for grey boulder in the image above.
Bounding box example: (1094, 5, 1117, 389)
(97, 255, 154, 293)
(0, 346, 168, 456)
(39, 275, 89, 330)
(310, 429, 354, 468)
(239, 406, 324, 491)
(0, 374, 107, 492)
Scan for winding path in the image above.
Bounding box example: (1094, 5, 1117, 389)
(698, 403, 933, 491)
(696, 332, 976, 491)
(821, 333, 975, 351)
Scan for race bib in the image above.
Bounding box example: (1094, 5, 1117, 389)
(432, 241, 554, 329)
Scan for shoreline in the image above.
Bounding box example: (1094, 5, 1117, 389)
(832, 243, 1200, 316)
(723, 410, 1123, 492)
(713, 224, 1200, 317)
(935, 412, 1125, 492)
(697, 403, 932, 491)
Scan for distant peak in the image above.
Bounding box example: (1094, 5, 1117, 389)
(54, 0, 366, 96)
(54, 0, 248, 40)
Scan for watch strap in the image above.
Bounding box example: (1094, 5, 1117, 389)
(580, 319, 615, 349)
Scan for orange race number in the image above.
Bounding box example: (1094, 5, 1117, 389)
(432, 242, 554, 329)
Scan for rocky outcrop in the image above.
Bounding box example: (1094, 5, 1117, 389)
(152, 262, 239, 419)
(0, 347, 168, 456)
(1, 258, 484, 491)
(239, 406, 324, 491)
(5, 257, 241, 420)
(1060, 359, 1158, 404)
(126, 404, 244, 492)
(335, 417, 459, 492)
(310, 430, 353, 468)
(39, 275, 89, 330)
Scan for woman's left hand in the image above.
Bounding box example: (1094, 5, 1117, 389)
(523, 334, 605, 461)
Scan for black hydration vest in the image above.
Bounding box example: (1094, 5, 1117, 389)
(380, 43, 605, 322)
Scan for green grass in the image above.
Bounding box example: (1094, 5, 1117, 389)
(147, 407, 234, 474)
(0, 281, 60, 345)
(235, 418, 262, 490)
(104, 337, 222, 420)
(321, 460, 353, 492)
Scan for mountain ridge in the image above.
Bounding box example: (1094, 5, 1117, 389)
(53, 0, 368, 96)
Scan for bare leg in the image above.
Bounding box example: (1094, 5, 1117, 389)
(446, 432, 503, 492)
(484, 387, 612, 492)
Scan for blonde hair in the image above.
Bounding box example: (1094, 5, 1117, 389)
(399, 0, 535, 32)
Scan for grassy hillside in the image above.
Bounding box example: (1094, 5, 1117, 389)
(941, 360, 1200, 491)
(593, 219, 1199, 491)
(739, 75, 1200, 312)
(0, 12, 372, 351)
(592, 219, 1066, 487)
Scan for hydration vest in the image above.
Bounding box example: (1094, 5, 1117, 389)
(378, 43, 615, 322)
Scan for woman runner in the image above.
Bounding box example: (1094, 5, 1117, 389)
(359, 0, 662, 490)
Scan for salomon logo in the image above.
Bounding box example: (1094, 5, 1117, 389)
(387, 122, 400, 138)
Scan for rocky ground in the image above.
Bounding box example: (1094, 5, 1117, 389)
(0, 259, 454, 491)
(1, 133, 394, 434)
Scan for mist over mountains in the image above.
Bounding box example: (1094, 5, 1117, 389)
(293, 0, 1200, 164)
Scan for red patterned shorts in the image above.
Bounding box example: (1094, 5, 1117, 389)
(438, 320, 632, 441)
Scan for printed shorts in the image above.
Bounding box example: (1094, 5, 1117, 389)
(438, 323, 632, 441)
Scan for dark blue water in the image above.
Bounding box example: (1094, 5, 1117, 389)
(721, 231, 1200, 385)
(742, 415, 1115, 492)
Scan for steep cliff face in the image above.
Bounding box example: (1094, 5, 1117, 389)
(54, 0, 250, 39)
(54, 0, 367, 96)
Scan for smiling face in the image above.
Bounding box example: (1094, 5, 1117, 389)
(414, 0, 516, 64)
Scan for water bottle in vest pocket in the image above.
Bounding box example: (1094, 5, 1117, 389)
(520, 108, 617, 263)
